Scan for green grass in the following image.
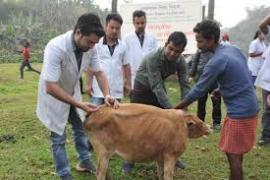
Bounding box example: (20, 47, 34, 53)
(0, 63, 269, 180)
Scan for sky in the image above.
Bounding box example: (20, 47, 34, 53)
(94, 0, 270, 28)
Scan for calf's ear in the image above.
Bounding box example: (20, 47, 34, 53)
(184, 114, 196, 123)
(184, 114, 196, 125)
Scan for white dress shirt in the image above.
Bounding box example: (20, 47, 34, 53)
(255, 26, 270, 91)
(124, 32, 157, 88)
(91, 37, 129, 99)
(248, 38, 267, 76)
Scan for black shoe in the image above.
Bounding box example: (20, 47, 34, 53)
(76, 159, 96, 174)
(60, 174, 73, 180)
(258, 137, 270, 146)
(175, 160, 186, 169)
(122, 162, 134, 174)
(213, 124, 221, 131)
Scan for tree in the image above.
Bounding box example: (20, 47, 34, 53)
(228, 6, 270, 54)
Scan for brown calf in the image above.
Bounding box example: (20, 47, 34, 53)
(84, 103, 211, 180)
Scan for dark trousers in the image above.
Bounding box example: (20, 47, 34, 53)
(131, 80, 163, 108)
(261, 89, 270, 139)
(20, 60, 40, 79)
(197, 84, 221, 125)
(79, 77, 84, 94)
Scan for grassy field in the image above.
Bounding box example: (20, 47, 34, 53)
(0, 63, 269, 180)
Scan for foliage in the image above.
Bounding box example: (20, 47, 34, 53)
(0, 64, 270, 179)
(0, 0, 109, 63)
(227, 6, 270, 55)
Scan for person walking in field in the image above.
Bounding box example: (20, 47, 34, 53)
(19, 41, 40, 79)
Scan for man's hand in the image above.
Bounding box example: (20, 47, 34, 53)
(210, 88, 221, 99)
(105, 95, 119, 109)
(80, 102, 99, 116)
(267, 94, 270, 106)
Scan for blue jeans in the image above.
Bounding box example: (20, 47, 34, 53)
(90, 97, 106, 106)
(50, 107, 90, 177)
(90, 97, 121, 105)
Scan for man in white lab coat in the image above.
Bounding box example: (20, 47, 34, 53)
(86, 13, 132, 104)
(124, 10, 158, 88)
(36, 13, 118, 180)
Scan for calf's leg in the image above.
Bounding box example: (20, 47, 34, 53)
(90, 137, 112, 180)
(163, 154, 177, 180)
(157, 160, 164, 180)
(96, 148, 112, 180)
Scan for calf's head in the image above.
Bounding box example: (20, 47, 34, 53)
(183, 114, 212, 138)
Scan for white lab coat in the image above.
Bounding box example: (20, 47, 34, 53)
(255, 26, 270, 91)
(247, 38, 267, 76)
(92, 37, 129, 99)
(36, 31, 101, 135)
(124, 32, 158, 88)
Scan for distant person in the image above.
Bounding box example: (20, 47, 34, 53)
(36, 13, 118, 180)
(124, 10, 158, 88)
(86, 13, 131, 107)
(255, 15, 270, 146)
(221, 33, 231, 45)
(19, 41, 40, 79)
(247, 30, 267, 85)
(189, 49, 222, 130)
(175, 20, 258, 180)
(123, 31, 190, 173)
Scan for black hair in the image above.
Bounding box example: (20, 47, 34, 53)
(253, 30, 261, 40)
(106, 13, 123, 25)
(166, 31, 187, 48)
(74, 13, 105, 37)
(193, 20, 220, 43)
(132, 10, 146, 21)
(24, 41, 30, 47)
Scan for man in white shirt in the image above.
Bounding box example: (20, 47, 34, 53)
(248, 30, 267, 84)
(124, 10, 158, 88)
(86, 13, 131, 105)
(255, 14, 270, 146)
(36, 13, 118, 180)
